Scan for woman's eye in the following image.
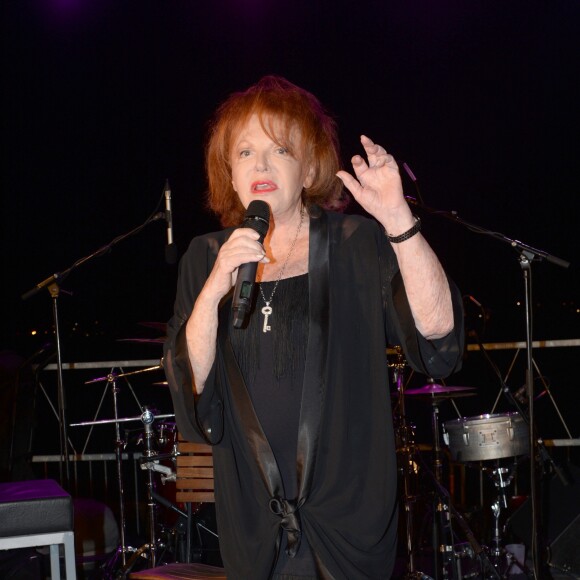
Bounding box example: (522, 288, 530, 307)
(239, 150, 251, 157)
(276, 147, 288, 155)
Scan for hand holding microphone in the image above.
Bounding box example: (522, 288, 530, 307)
(232, 200, 271, 328)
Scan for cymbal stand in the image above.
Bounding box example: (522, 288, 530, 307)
(390, 348, 424, 578)
(428, 395, 457, 579)
(111, 375, 129, 569)
(124, 407, 158, 572)
(71, 375, 133, 576)
(71, 405, 175, 578)
(86, 371, 144, 571)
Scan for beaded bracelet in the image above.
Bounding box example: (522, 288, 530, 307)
(386, 215, 421, 243)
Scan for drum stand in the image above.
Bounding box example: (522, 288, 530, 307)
(429, 397, 458, 579)
(121, 407, 159, 574)
(485, 464, 531, 578)
(114, 407, 176, 578)
(423, 391, 501, 579)
(71, 371, 174, 579)
(390, 349, 428, 579)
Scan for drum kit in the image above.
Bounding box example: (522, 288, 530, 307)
(68, 353, 216, 579)
(389, 347, 532, 580)
(61, 337, 564, 579)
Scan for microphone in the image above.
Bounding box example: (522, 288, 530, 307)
(164, 179, 178, 264)
(232, 200, 271, 329)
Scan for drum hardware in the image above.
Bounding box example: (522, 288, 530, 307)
(429, 390, 457, 578)
(118, 407, 175, 577)
(71, 400, 175, 577)
(408, 381, 493, 579)
(72, 364, 161, 571)
(414, 451, 501, 580)
(390, 346, 430, 579)
(404, 384, 477, 397)
(78, 361, 164, 458)
(484, 463, 532, 578)
(442, 413, 534, 578)
(72, 373, 136, 570)
(84, 362, 163, 384)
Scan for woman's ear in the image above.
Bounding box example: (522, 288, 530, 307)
(303, 164, 316, 189)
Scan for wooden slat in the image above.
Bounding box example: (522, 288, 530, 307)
(176, 467, 214, 479)
(178, 440, 213, 453)
(177, 456, 213, 467)
(176, 491, 215, 503)
(175, 432, 215, 505)
(177, 470, 213, 481)
(176, 478, 214, 490)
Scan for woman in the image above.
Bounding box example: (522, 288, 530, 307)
(164, 75, 464, 579)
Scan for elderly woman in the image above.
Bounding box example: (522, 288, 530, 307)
(164, 75, 463, 579)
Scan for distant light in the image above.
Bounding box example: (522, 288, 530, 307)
(31, 330, 37, 336)
(516, 301, 521, 306)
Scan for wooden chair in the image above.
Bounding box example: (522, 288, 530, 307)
(130, 436, 225, 579)
(175, 437, 215, 505)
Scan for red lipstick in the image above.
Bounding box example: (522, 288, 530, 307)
(251, 180, 277, 193)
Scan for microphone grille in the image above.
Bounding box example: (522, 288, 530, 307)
(243, 200, 270, 237)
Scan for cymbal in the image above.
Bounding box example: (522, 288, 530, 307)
(85, 363, 163, 384)
(404, 384, 476, 396)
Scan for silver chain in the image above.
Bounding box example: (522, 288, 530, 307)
(259, 204, 305, 307)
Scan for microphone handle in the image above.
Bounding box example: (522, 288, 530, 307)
(232, 260, 259, 328)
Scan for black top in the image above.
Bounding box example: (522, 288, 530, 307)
(164, 207, 464, 579)
(231, 274, 317, 577)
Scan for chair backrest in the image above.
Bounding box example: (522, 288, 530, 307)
(176, 434, 215, 504)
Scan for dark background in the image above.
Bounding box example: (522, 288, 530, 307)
(1, 0, 579, 456)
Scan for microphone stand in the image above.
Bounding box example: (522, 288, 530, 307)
(405, 195, 570, 579)
(21, 210, 165, 489)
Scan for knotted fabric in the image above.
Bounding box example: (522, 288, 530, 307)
(269, 496, 302, 557)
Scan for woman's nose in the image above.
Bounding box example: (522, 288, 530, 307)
(255, 152, 269, 172)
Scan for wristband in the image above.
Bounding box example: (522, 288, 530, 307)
(386, 216, 421, 243)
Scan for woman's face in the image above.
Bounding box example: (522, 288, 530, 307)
(230, 114, 314, 223)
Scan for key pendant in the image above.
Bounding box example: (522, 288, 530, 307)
(261, 303, 272, 333)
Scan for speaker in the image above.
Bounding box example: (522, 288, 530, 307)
(548, 513, 580, 575)
(507, 463, 580, 575)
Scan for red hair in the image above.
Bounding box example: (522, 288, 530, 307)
(205, 75, 345, 227)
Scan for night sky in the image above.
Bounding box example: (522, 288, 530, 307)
(2, 0, 579, 447)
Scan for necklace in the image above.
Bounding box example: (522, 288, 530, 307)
(259, 205, 305, 333)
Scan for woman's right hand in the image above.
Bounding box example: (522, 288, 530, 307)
(202, 228, 269, 302)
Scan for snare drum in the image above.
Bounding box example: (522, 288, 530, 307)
(443, 412, 529, 462)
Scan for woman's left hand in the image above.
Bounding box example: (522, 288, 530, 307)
(336, 135, 408, 222)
